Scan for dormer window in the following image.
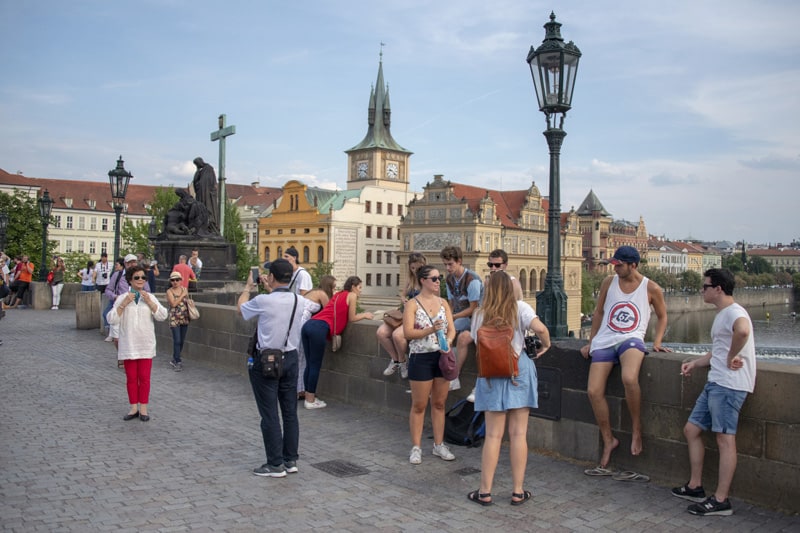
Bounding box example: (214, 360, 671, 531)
(64, 198, 73, 208)
(87, 199, 96, 209)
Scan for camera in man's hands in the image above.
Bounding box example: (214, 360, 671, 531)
(102, 272, 108, 279)
(524, 334, 542, 358)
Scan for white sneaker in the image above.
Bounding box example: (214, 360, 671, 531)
(432, 442, 456, 461)
(466, 388, 476, 403)
(304, 398, 327, 409)
(409, 446, 422, 465)
(51, 306, 58, 310)
(383, 361, 400, 376)
(449, 377, 461, 391)
(104, 336, 113, 342)
(399, 361, 408, 379)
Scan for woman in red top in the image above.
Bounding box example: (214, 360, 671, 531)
(300, 276, 373, 409)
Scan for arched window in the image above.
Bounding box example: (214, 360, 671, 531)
(519, 269, 527, 294)
(530, 271, 537, 293)
(264, 247, 270, 262)
(277, 246, 283, 258)
(317, 246, 324, 263)
(303, 246, 310, 263)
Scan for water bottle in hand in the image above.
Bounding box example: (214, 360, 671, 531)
(436, 328, 449, 352)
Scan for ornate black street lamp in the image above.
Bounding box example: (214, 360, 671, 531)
(108, 156, 133, 261)
(37, 189, 55, 281)
(0, 211, 8, 251)
(528, 12, 581, 337)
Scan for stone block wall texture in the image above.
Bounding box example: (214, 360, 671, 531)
(143, 303, 800, 513)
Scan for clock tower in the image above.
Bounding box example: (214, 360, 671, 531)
(345, 53, 412, 192)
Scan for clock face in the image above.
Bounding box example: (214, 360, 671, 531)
(357, 162, 368, 179)
(386, 162, 398, 179)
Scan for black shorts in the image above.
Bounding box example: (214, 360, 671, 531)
(407, 351, 443, 381)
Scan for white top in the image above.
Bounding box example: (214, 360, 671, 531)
(80, 268, 95, 287)
(94, 261, 112, 286)
(471, 301, 537, 356)
(106, 293, 168, 360)
(288, 267, 313, 294)
(708, 303, 756, 393)
(591, 275, 652, 351)
(409, 301, 448, 353)
(240, 290, 307, 351)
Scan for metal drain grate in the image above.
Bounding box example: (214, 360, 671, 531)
(311, 460, 370, 478)
(454, 466, 481, 476)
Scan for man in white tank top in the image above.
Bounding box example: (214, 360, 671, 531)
(580, 246, 670, 471)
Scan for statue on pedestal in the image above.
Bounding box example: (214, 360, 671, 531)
(192, 157, 220, 234)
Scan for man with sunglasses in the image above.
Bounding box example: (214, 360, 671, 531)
(579, 246, 669, 471)
(485, 249, 523, 301)
(440, 246, 483, 391)
(672, 268, 755, 516)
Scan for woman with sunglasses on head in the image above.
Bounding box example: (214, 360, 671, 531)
(166, 271, 191, 372)
(466, 271, 550, 507)
(377, 252, 427, 379)
(107, 265, 168, 422)
(403, 264, 456, 465)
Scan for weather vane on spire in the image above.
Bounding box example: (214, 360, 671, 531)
(380, 42, 385, 61)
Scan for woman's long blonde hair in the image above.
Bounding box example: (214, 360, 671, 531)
(479, 271, 517, 327)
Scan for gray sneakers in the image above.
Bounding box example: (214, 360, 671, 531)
(253, 464, 286, 478)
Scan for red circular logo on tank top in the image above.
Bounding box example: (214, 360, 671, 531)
(607, 302, 641, 334)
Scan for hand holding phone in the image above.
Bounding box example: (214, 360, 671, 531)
(251, 267, 260, 284)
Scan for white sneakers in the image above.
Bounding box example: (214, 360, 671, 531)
(466, 388, 476, 403)
(432, 443, 456, 461)
(399, 361, 408, 379)
(449, 377, 461, 391)
(383, 361, 400, 376)
(409, 446, 422, 465)
(410, 443, 456, 464)
(304, 398, 327, 409)
(104, 336, 114, 342)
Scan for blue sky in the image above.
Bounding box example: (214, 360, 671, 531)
(1, 0, 798, 245)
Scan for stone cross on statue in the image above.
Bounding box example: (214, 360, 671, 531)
(211, 113, 236, 236)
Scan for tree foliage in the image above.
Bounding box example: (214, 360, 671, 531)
(581, 270, 607, 315)
(224, 200, 256, 279)
(679, 270, 703, 292)
(0, 190, 55, 266)
(60, 251, 93, 279)
(309, 262, 335, 288)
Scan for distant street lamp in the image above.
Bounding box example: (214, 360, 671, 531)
(0, 211, 8, 251)
(37, 189, 55, 281)
(527, 12, 581, 337)
(108, 156, 133, 261)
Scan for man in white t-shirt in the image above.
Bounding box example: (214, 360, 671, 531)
(283, 246, 311, 296)
(189, 248, 203, 279)
(94, 252, 112, 294)
(672, 268, 756, 517)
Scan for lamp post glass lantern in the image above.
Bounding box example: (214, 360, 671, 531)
(38, 190, 55, 282)
(108, 156, 133, 261)
(528, 12, 581, 338)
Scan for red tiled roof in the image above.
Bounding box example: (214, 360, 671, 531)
(450, 183, 532, 229)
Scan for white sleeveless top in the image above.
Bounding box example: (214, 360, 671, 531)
(591, 275, 651, 350)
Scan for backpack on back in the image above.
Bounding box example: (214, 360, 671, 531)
(476, 317, 519, 382)
(444, 399, 485, 448)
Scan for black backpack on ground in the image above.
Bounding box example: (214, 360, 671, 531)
(444, 399, 485, 448)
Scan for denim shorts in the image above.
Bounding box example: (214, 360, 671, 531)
(408, 351, 443, 381)
(590, 337, 647, 364)
(688, 381, 748, 434)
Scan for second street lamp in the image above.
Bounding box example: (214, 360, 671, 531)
(38, 190, 55, 282)
(527, 12, 581, 338)
(108, 156, 133, 261)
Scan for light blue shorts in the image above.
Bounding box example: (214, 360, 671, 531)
(688, 382, 748, 435)
(590, 338, 647, 364)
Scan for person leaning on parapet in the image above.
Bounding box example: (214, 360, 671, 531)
(283, 246, 312, 296)
(671, 268, 756, 517)
(440, 246, 483, 392)
(238, 258, 308, 478)
(580, 245, 669, 473)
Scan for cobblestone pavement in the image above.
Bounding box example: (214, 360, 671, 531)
(1, 310, 798, 532)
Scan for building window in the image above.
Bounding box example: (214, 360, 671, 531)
(386, 251, 392, 264)
(89, 241, 96, 254)
(277, 246, 283, 258)
(265, 229, 270, 235)
(397, 205, 403, 217)
(290, 228, 296, 234)
(78, 216, 85, 230)
(377, 227, 383, 239)
(376, 251, 382, 264)
(387, 228, 392, 240)
(366, 226, 372, 238)
(387, 204, 393, 216)
(366, 250, 372, 264)
(245, 233, 251, 244)
(304, 228, 310, 234)
(376, 202, 382, 214)
(318, 228, 324, 233)
(54, 215, 61, 228)
(396, 273, 400, 286)
(66, 216, 73, 229)
(265, 247, 270, 261)
(365, 201, 371, 213)
(77, 240, 85, 252)
(303, 246, 309, 263)
(385, 273, 391, 286)
(65, 240, 73, 252)
(90, 217, 97, 231)
(317, 246, 324, 262)
(101, 242, 108, 254)
(277, 229, 283, 234)
(366, 273, 372, 286)
(376, 274, 382, 286)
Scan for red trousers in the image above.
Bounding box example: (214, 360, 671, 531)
(123, 358, 153, 405)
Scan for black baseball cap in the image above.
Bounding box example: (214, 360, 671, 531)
(263, 258, 293, 283)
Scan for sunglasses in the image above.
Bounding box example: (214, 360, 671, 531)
(131, 275, 147, 281)
(487, 262, 504, 268)
(425, 274, 444, 282)
(170, 279, 181, 282)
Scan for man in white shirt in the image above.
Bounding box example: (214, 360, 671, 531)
(283, 246, 311, 296)
(672, 268, 756, 517)
(189, 248, 203, 279)
(94, 252, 112, 294)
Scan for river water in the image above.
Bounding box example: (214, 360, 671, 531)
(646, 303, 800, 363)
